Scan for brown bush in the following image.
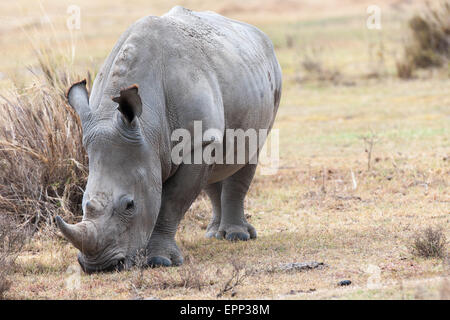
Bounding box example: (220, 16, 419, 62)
(410, 227, 448, 259)
(0, 49, 89, 228)
(397, 1, 450, 77)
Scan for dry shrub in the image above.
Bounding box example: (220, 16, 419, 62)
(0, 215, 30, 299)
(397, 1, 450, 77)
(410, 227, 447, 259)
(0, 49, 89, 229)
(217, 258, 254, 298)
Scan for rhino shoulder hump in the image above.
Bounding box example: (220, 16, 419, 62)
(164, 5, 192, 17)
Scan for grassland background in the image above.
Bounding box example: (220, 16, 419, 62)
(0, 0, 449, 299)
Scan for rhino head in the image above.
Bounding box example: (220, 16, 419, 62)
(57, 80, 161, 273)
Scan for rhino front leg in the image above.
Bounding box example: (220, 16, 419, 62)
(146, 164, 212, 267)
(204, 181, 222, 238)
(216, 164, 257, 241)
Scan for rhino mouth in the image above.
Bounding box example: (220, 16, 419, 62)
(77, 253, 127, 274)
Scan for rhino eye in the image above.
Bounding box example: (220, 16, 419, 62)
(119, 196, 135, 214)
(125, 199, 134, 211)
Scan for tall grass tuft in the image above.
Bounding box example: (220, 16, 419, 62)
(0, 49, 90, 230)
(410, 227, 447, 259)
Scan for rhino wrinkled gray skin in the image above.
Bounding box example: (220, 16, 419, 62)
(57, 6, 282, 273)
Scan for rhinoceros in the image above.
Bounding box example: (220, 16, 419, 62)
(57, 6, 282, 273)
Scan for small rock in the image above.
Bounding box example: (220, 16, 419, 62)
(338, 280, 352, 286)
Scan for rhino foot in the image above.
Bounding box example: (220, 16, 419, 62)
(215, 223, 257, 241)
(147, 256, 173, 268)
(146, 235, 183, 267)
(205, 222, 220, 238)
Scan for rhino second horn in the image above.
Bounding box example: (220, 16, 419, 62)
(56, 216, 90, 252)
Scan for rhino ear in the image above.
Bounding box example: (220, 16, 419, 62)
(112, 84, 142, 123)
(66, 79, 90, 124)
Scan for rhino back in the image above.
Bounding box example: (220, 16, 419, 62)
(161, 6, 282, 131)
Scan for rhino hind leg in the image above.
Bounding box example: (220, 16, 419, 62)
(204, 181, 222, 238)
(215, 164, 257, 241)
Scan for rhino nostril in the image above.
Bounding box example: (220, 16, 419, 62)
(115, 258, 126, 271)
(85, 201, 95, 215)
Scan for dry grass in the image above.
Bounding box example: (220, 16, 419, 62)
(298, 47, 343, 85)
(411, 227, 448, 259)
(440, 278, 450, 300)
(129, 253, 212, 300)
(0, 0, 449, 299)
(0, 50, 89, 228)
(216, 259, 254, 298)
(0, 215, 29, 299)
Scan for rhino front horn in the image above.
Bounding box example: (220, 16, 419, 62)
(56, 216, 93, 253)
